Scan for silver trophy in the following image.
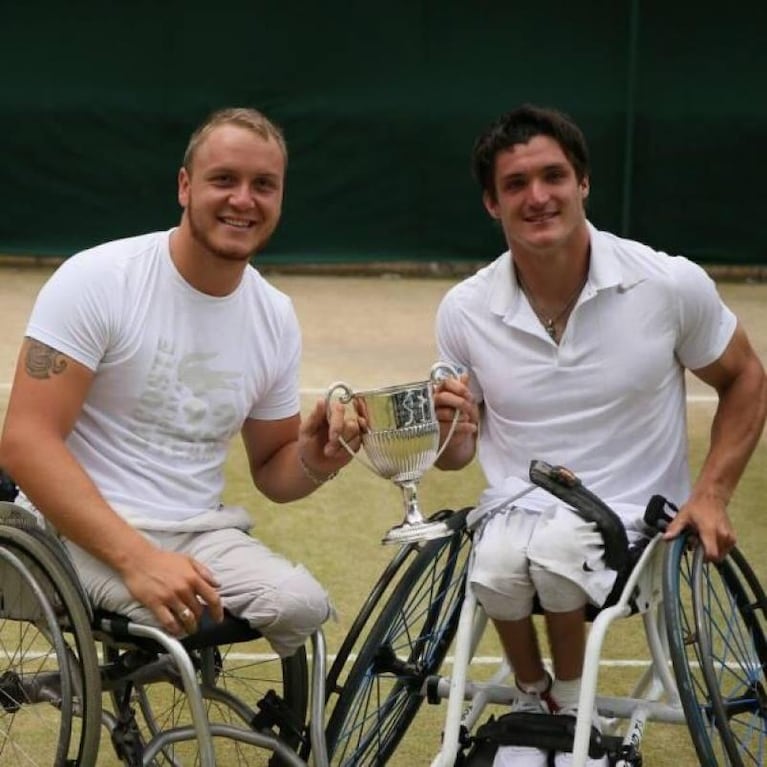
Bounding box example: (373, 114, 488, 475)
(326, 363, 460, 544)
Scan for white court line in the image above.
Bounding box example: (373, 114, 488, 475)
(2, 649, 695, 670)
(0, 381, 719, 403)
(153, 651, 656, 669)
(86, 649, 654, 668)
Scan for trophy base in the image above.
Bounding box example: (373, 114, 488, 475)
(381, 519, 452, 545)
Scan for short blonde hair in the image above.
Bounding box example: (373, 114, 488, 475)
(182, 107, 288, 172)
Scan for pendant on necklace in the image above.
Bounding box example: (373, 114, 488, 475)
(544, 319, 557, 340)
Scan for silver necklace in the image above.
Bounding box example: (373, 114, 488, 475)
(516, 271, 587, 342)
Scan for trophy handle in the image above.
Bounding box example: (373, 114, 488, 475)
(430, 362, 462, 462)
(325, 381, 378, 473)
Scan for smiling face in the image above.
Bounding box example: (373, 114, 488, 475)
(177, 123, 285, 263)
(483, 135, 589, 259)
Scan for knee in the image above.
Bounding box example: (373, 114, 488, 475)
(470, 542, 534, 621)
(470, 580, 535, 621)
(260, 566, 331, 657)
(530, 567, 587, 613)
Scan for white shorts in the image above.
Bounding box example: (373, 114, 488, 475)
(65, 527, 330, 658)
(469, 504, 619, 620)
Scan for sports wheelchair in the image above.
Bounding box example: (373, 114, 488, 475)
(424, 461, 767, 767)
(0, 467, 469, 766)
(0, 460, 765, 766)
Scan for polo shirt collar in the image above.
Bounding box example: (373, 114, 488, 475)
(586, 220, 651, 293)
(488, 251, 515, 317)
(489, 221, 642, 319)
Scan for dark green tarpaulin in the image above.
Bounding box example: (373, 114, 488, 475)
(1, 2, 765, 265)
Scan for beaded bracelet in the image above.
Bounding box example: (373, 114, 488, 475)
(299, 454, 338, 486)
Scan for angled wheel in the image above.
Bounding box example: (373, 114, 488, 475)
(664, 533, 767, 767)
(324, 509, 464, 703)
(324, 508, 470, 766)
(105, 635, 308, 766)
(694, 544, 767, 766)
(0, 523, 101, 766)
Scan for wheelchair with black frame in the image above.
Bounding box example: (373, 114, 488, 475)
(0, 458, 765, 766)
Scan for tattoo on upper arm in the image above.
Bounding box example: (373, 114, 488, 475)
(25, 340, 68, 379)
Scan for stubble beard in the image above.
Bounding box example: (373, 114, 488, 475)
(186, 203, 260, 263)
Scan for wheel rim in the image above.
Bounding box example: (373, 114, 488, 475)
(694, 548, 767, 766)
(108, 640, 307, 766)
(666, 535, 767, 767)
(0, 547, 74, 765)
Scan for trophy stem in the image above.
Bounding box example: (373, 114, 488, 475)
(401, 481, 425, 526)
(381, 480, 452, 545)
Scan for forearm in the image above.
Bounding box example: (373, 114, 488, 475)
(0, 435, 155, 574)
(251, 441, 335, 502)
(692, 359, 767, 504)
(435, 427, 478, 471)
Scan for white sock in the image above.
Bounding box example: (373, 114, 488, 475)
(516, 672, 551, 695)
(551, 677, 581, 710)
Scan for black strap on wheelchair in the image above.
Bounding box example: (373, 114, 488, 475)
(528, 460, 630, 572)
(643, 493, 679, 532)
(466, 711, 611, 761)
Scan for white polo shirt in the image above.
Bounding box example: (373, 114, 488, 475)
(436, 222, 736, 525)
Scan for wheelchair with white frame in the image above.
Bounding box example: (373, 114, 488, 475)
(423, 460, 767, 767)
(0, 457, 765, 766)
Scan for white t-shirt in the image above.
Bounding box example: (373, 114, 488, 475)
(26, 230, 302, 529)
(436, 222, 737, 527)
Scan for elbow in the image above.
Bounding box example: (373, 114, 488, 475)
(757, 368, 767, 433)
(249, 467, 294, 505)
(0, 422, 60, 481)
(749, 353, 767, 425)
(0, 431, 23, 476)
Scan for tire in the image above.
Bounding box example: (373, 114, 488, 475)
(324, 508, 470, 766)
(0, 524, 102, 766)
(664, 533, 767, 767)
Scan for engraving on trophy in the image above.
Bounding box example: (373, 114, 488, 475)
(392, 388, 431, 429)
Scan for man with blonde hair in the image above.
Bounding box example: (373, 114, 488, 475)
(0, 107, 358, 657)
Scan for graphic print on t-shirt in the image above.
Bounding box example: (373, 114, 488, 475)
(132, 338, 243, 460)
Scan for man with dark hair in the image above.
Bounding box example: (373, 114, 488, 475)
(0, 107, 358, 657)
(434, 104, 766, 766)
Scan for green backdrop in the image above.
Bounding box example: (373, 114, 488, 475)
(1, 1, 765, 265)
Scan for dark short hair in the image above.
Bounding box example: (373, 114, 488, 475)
(472, 104, 590, 198)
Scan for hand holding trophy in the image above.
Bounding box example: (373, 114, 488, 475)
(325, 363, 460, 544)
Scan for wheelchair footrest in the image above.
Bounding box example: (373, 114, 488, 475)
(251, 689, 307, 746)
(111, 707, 144, 767)
(472, 712, 610, 759)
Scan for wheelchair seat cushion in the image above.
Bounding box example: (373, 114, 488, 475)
(95, 608, 263, 651)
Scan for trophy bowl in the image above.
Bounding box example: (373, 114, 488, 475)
(326, 363, 459, 544)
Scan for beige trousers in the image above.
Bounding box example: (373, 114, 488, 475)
(66, 526, 330, 657)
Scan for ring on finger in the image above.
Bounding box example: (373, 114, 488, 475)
(179, 607, 194, 621)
